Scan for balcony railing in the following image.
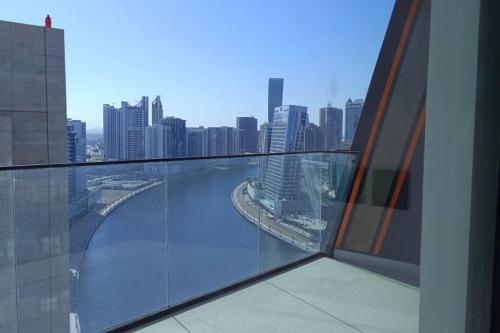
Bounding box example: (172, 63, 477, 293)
(0, 151, 360, 333)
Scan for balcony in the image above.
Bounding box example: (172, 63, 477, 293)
(134, 256, 419, 333)
(3, 151, 423, 333)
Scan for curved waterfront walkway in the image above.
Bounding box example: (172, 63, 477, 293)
(231, 182, 319, 253)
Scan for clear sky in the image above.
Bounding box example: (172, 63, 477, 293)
(1, 0, 394, 130)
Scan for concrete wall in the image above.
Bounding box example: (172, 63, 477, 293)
(0, 20, 67, 165)
(0, 20, 69, 333)
(419, 0, 480, 332)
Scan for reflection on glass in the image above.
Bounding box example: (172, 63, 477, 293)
(2, 152, 359, 332)
(69, 162, 167, 332)
(167, 157, 260, 305)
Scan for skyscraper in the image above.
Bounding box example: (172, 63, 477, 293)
(264, 105, 308, 210)
(268, 78, 284, 123)
(67, 122, 88, 217)
(162, 116, 186, 158)
(345, 98, 364, 145)
(67, 127, 76, 162)
(103, 104, 122, 160)
(152, 95, 163, 125)
(67, 119, 86, 162)
(121, 97, 148, 160)
(207, 126, 243, 156)
(259, 122, 272, 153)
(103, 97, 148, 160)
(319, 105, 343, 150)
(145, 124, 169, 159)
(186, 127, 209, 157)
(236, 116, 258, 153)
(304, 122, 323, 151)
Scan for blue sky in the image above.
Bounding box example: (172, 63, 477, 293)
(1, 0, 394, 130)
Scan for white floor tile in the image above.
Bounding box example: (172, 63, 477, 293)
(175, 281, 360, 333)
(269, 258, 419, 333)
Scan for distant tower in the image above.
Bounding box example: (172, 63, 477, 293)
(236, 116, 258, 153)
(345, 98, 364, 145)
(267, 78, 284, 123)
(319, 104, 343, 150)
(152, 95, 163, 125)
(45, 15, 51, 28)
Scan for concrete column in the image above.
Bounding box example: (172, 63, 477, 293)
(419, 0, 480, 332)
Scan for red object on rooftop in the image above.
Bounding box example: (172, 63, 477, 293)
(45, 15, 51, 28)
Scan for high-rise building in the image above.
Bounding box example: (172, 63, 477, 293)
(207, 126, 243, 156)
(67, 123, 88, 217)
(259, 122, 272, 153)
(345, 98, 364, 145)
(186, 127, 209, 157)
(145, 124, 169, 159)
(103, 96, 148, 160)
(67, 127, 76, 162)
(264, 105, 308, 210)
(235, 128, 246, 154)
(122, 97, 148, 160)
(162, 116, 186, 158)
(67, 119, 86, 162)
(152, 95, 163, 125)
(0, 20, 69, 332)
(304, 122, 323, 151)
(103, 104, 122, 160)
(267, 78, 284, 123)
(236, 116, 258, 153)
(319, 105, 343, 150)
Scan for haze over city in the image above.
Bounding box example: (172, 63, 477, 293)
(0, 0, 394, 130)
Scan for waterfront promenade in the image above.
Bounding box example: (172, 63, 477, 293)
(231, 182, 319, 252)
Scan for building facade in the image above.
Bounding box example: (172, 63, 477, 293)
(259, 122, 272, 153)
(345, 98, 364, 145)
(145, 124, 169, 159)
(67, 122, 88, 218)
(267, 78, 284, 123)
(186, 127, 208, 157)
(319, 105, 343, 150)
(304, 122, 323, 151)
(236, 116, 258, 153)
(152, 95, 163, 126)
(161, 116, 186, 158)
(121, 97, 148, 160)
(0, 20, 69, 332)
(67, 119, 86, 162)
(207, 126, 243, 156)
(264, 105, 308, 210)
(103, 96, 149, 160)
(103, 104, 122, 160)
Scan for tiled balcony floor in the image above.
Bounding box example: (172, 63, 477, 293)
(131, 258, 419, 333)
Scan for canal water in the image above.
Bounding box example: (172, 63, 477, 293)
(76, 165, 306, 332)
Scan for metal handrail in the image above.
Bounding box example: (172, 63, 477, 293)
(0, 150, 361, 171)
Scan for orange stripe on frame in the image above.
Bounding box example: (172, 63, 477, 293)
(372, 107, 426, 255)
(334, 0, 420, 248)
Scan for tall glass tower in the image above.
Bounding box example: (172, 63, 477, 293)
(236, 116, 258, 153)
(345, 98, 364, 145)
(264, 105, 308, 213)
(319, 104, 343, 150)
(152, 95, 163, 125)
(267, 78, 284, 123)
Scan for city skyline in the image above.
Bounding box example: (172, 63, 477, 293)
(101, 88, 364, 161)
(0, 0, 394, 130)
